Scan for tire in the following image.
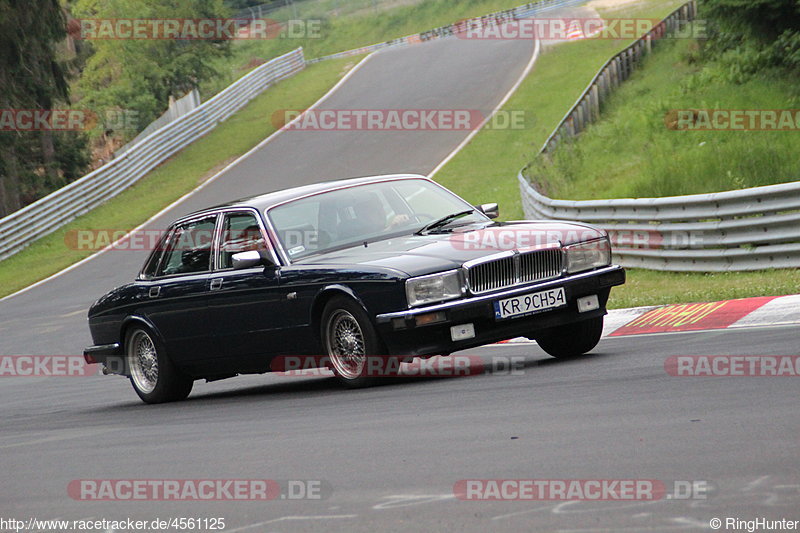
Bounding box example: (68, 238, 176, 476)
(125, 327, 193, 404)
(535, 316, 604, 359)
(320, 295, 390, 388)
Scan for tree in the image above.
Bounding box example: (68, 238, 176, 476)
(0, 0, 87, 217)
(701, 0, 800, 72)
(702, 0, 800, 42)
(72, 0, 232, 128)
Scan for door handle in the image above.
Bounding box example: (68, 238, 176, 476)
(148, 286, 161, 298)
(210, 278, 223, 290)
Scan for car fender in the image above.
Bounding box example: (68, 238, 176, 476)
(310, 284, 373, 333)
(120, 315, 166, 352)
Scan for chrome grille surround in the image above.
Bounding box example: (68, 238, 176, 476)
(464, 246, 564, 295)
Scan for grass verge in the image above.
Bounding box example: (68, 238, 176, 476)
(611, 269, 800, 310)
(0, 57, 358, 299)
(526, 27, 800, 200)
(434, 0, 799, 308)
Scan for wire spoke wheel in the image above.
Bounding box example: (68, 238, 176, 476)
(125, 327, 193, 403)
(326, 309, 367, 380)
(128, 330, 159, 394)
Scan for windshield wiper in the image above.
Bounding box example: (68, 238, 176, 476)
(415, 209, 475, 235)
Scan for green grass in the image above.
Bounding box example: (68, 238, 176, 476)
(435, 0, 686, 219)
(205, 0, 563, 96)
(611, 269, 800, 309)
(526, 29, 800, 200)
(0, 57, 358, 299)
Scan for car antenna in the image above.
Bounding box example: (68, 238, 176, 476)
(363, 241, 368, 248)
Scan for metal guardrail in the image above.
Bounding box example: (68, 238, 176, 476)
(0, 48, 305, 261)
(116, 89, 201, 158)
(517, 1, 800, 271)
(519, 173, 800, 271)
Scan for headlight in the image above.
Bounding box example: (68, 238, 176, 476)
(406, 270, 462, 307)
(565, 238, 611, 274)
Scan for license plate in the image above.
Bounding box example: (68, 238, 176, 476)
(494, 287, 566, 320)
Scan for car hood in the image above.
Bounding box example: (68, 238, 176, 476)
(297, 221, 605, 277)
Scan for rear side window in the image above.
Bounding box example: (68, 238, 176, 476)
(156, 216, 217, 277)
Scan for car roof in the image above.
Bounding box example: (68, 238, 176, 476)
(178, 173, 430, 222)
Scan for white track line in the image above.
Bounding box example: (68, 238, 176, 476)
(428, 38, 541, 177)
(0, 53, 377, 304)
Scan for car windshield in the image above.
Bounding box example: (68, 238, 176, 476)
(267, 178, 488, 260)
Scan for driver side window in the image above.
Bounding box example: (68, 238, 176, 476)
(218, 212, 268, 269)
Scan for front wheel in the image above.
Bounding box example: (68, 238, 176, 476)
(126, 327, 193, 404)
(535, 316, 604, 358)
(320, 296, 390, 388)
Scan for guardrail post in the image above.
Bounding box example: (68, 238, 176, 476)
(598, 70, 607, 100)
(578, 101, 586, 132)
(590, 85, 600, 120)
(610, 59, 618, 88)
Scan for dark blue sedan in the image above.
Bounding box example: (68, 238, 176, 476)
(84, 174, 625, 403)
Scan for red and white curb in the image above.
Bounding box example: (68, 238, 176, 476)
(497, 294, 800, 344)
(565, 19, 606, 40)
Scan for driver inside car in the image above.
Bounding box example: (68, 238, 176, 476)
(355, 192, 409, 230)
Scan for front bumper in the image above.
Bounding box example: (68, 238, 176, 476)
(375, 265, 625, 356)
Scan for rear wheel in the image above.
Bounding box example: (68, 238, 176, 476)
(535, 316, 604, 358)
(321, 296, 391, 388)
(126, 327, 193, 404)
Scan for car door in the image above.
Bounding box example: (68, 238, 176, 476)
(141, 214, 218, 367)
(205, 209, 288, 373)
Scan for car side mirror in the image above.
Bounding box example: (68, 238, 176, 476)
(476, 203, 499, 219)
(231, 250, 273, 270)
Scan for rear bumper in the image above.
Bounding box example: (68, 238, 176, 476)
(83, 343, 121, 364)
(375, 265, 625, 356)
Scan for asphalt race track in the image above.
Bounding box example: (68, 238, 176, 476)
(1, 10, 799, 533)
(2, 327, 799, 531)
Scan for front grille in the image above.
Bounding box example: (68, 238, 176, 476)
(466, 248, 563, 294)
